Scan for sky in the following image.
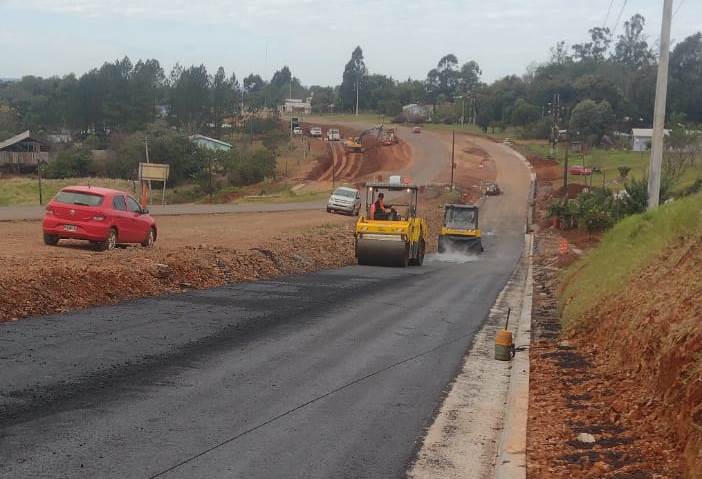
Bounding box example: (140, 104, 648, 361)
(1, 0, 700, 86)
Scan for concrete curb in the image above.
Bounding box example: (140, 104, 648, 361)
(494, 233, 534, 479)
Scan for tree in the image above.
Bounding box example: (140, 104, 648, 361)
(570, 99, 614, 144)
(340, 46, 367, 112)
(426, 54, 460, 104)
(614, 14, 655, 70)
(210, 67, 237, 137)
(549, 41, 572, 65)
(309, 86, 335, 114)
(669, 32, 702, 123)
(243, 73, 266, 112)
(169, 64, 210, 132)
(572, 27, 612, 62)
(510, 99, 540, 126)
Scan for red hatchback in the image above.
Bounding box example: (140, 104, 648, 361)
(42, 186, 157, 251)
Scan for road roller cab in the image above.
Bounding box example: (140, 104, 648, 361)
(438, 204, 484, 254)
(355, 179, 427, 267)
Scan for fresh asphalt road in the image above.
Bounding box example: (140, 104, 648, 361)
(0, 131, 530, 478)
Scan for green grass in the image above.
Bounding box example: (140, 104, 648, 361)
(517, 142, 702, 192)
(0, 177, 135, 207)
(560, 192, 702, 329)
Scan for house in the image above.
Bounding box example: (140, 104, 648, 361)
(190, 134, 232, 152)
(631, 128, 670, 152)
(0, 130, 49, 171)
(280, 99, 311, 115)
(402, 103, 433, 121)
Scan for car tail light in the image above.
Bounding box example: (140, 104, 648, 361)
(45, 206, 53, 215)
(92, 215, 106, 221)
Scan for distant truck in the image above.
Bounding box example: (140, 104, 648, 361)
(327, 128, 341, 141)
(291, 117, 301, 129)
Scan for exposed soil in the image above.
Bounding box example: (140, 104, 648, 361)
(0, 190, 451, 323)
(525, 149, 693, 477)
(528, 232, 684, 478)
(0, 211, 354, 322)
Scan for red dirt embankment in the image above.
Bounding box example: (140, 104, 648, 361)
(575, 238, 702, 477)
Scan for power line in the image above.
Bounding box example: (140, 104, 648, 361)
(673, 0, 687, 18)
(603, 0, 616, 28)
(612, 0, 629, 37)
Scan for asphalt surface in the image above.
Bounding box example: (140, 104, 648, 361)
(0, 200, 327, 222)
(0, 130, 530, 479)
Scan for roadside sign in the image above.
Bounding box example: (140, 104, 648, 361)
(138, 163, 169, 181)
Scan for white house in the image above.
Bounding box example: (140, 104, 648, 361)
(631, 128, 670, 152)
(402, 103, 433, 121)
(280, 99, 311, 115)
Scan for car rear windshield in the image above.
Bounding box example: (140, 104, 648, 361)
(334, 189, 356, 198)
(55, 191, 104, 207)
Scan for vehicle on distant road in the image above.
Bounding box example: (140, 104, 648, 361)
(569, 165, 593, 176)
(291, 117, 300, 129)
(327, 128, 341, 141)
(482, 181, 502, 196)
(412, 126, 421, 134)
(293, 127, 303, 135)
(42, 186, 157, 251)
(327, 186, 361, 216)
(310, 127, 322, 137)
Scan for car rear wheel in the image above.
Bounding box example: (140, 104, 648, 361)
(98, 228, 117, 251)
(141, 227, 155, 248)
(43, 233, 59, 246)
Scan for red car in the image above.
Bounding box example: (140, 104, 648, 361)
(42, 186, 157, 251)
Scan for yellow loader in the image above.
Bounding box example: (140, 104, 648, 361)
(437, 204, 484, 254)
(355, 180, 427, 267)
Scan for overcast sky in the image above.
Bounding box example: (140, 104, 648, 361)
(1, 0, 700, 85)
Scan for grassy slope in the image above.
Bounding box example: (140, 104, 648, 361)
(520, 142, 701, 192)
(560, 192, 702, 328)
(0, 177, 134, 207)
(559, 193, 702, 476)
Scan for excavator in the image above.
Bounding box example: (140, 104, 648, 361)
(344, 125, 383, 154)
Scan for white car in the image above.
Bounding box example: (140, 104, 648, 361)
(327, 128, 341, 141)
(310, 127, 322, 137)
(326, 186, 361, 215)
(293, 127, 303, 135)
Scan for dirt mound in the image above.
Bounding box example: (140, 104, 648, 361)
(0, 224, 356, 322)
(527, 154, 562, 182)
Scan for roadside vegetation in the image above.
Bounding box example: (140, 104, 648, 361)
(558, 192, 702, 476)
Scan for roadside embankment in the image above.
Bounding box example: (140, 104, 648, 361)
(528, 193, 701, 478)
(559, 193, 702, 477)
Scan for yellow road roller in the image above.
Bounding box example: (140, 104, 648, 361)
(355, 179, 428, 267)
(437, 204, 484, 254)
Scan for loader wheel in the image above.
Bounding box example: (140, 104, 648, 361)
(399, 245, 409, 268)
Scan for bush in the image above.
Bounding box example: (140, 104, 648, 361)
(617, 166, 631, 178)
(44, 147, 92, 178)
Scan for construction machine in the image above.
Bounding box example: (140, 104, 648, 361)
(344, 125, 383, 154)
(354, 177, 427, 267)
(382, 128, 399, 146)
(437, 204, 483, 254)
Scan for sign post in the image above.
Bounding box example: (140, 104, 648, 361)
(138, 163, 170, 207)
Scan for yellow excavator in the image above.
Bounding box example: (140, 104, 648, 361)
(437, 204, 483, 254)
(355, 178, 427, 267)
(344, 125, 383, 154)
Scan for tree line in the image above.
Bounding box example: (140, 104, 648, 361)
(1, 12, 700, 145)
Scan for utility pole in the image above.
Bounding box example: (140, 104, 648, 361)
(647, 0, 674, 210)
(289, 80, 293, 148)
(562, 131, 570, 196)
(450, 131, 455, 191)
(355, 79, 359, 117)
(461, 96, 466, 126)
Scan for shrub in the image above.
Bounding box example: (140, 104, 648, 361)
(44, 147, 92, 178)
